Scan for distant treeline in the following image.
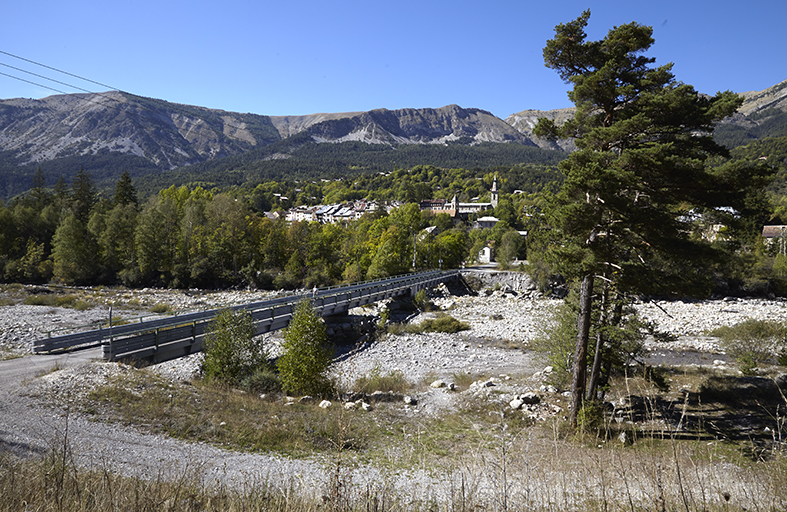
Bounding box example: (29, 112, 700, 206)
(0, 166, 548, 290)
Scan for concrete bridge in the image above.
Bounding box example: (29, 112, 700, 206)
(33, 270, 459, 364)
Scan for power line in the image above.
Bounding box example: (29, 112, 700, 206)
(0, 70, 70, 96)
(0, 50, 120, 92)
(0, 50, 265, 140)
(0, 61, 99, 95)
(0, 69, 141, 119)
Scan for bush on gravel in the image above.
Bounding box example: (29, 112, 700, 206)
(405, 314, 470, 334)
(710, 319, 787, 374)
(202, 308, 270, 386)
(277, 300, 333, 397)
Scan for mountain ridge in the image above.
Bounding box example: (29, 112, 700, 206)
(0, 78, 785, 199)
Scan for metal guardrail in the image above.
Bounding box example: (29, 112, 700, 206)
(32, 270, 459, 363)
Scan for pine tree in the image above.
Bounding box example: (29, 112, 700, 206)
(29, 167, 50, 209)
(70, 166, 96, 225)
(534, 10, 774, 427)
(113, 170, 138, 208)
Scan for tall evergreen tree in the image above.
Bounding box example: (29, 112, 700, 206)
(534, 11, 774, 427)
(71, 166, 96, 225)
(113, 170, 138, 208)
(29, 167, 50, 210)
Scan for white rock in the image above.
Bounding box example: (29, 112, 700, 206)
(319, 400, 332, 409)
(430, 379, 446, 388)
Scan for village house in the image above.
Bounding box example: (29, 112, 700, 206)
(473, 216, 500, 230)
(280, 200, 398, 225)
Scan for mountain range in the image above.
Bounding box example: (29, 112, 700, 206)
(0, 79, 785, 199)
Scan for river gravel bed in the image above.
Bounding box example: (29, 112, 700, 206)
(4, 283, 787, 508)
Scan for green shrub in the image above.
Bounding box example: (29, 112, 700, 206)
(386, 322, 405, 335)
(421, 314, 470, 333)
(404, 314, 471, 334)
(413, 289, 434, 312)
(23, 293, 92, 310)
(150, 303, 171, 314)
(377, 308, 390, 330)
(277, 300, 333, 397)
(709, 318, 787, 371)
(202, 308, 269, 385)
(240, 367, 282, 393)
(576, 401, 605, 436)
(23, 294, 58, 306)
(530, 289, 646, 391)
(529, 299, 578, 388)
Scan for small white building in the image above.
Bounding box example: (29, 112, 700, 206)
(478, 246, 494, 264)
(473, 216, 500, 230)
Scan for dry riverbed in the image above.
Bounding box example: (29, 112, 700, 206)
(2, 282, 787, 509)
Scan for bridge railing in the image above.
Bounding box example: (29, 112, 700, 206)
(32, 270, 459, 363)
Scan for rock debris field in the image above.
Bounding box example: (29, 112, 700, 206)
(3, 279, 787, 505)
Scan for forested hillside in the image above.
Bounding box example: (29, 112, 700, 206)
(135, 137, 568, 198)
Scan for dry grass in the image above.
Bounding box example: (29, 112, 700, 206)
(13, 359, 787, 511)
(352, 365, 411, 394)
(0, 444, 356, 512)
(84, 371, 381, 456)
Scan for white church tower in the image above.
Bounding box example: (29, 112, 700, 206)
(490, 175, 499, 208)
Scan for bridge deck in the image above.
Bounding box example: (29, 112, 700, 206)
(33, 270, 459, 363)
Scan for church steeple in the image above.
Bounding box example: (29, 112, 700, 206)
(490, 175, 499, 208)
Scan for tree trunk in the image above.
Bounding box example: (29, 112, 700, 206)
(570, 273, 594, 428)
(586, 282, 608, 401)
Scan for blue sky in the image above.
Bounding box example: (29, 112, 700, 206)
(1, 1, 785, 119)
